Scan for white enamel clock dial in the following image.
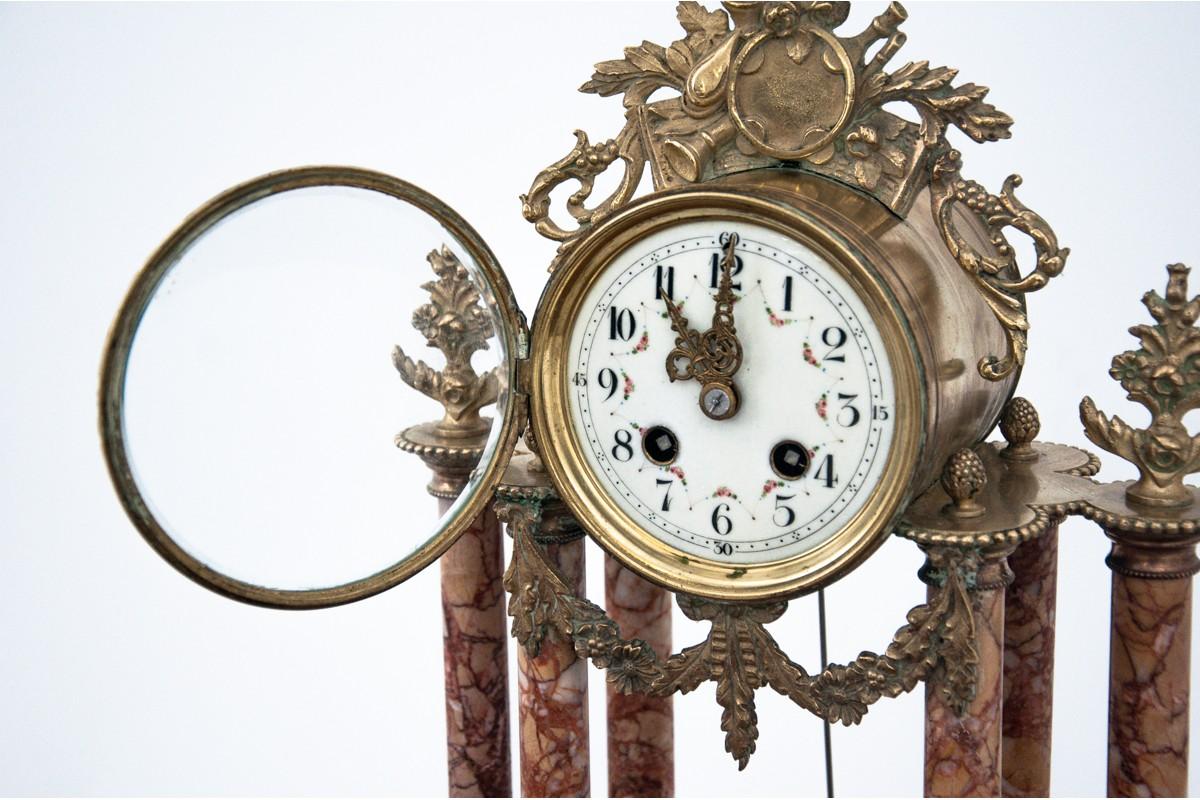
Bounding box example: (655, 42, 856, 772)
(566, 218, 896, 564)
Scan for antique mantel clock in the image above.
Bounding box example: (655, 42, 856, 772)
(100, 2, 1198, 798)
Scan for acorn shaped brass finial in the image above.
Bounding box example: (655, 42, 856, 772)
(942, 448, 987, 518)
(1000, 397, 1040, 461)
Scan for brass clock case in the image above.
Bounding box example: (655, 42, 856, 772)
(717, 168, 1023, 496)
(529, 182, 925, 601)
(100, 166, 525, 609)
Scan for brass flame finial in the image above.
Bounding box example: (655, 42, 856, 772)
(393, 245, 499, 438)
(1000, 397, 1040, 461)
(942, 448, 987, 518)
(1081, 264, 1200, 508)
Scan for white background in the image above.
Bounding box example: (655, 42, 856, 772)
(3, 1, 1200, 796)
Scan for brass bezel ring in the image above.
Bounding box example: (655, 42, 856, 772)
(530, 189, 924, 601)
(99, 166, 523, 610)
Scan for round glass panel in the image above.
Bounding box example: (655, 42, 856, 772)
(100, 168, 521, 607)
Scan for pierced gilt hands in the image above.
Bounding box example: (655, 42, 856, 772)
(663, 232, 744, 420)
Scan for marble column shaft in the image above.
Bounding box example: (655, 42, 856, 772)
(518, 539, 590, 797)
(925, 556, 1008, 798)
(604, 555, 674, 798)
(1001, 527, 1058, 797)
(1107, 571, 1191, 797)
(437, 497, 512, 797)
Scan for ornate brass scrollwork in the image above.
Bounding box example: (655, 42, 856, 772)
(499, 493, 980, 769)
(930, 151, 1069, 381)
(520, 127, 645, 254)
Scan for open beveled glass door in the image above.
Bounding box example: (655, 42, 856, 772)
(100, 166, 524, 609)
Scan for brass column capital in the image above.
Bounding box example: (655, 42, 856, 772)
(1077, 482, 1200, 579)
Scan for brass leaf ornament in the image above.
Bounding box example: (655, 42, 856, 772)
(499, 491, 980, 769)
(393, 246, 499, 437)
(1081, 264, 1200, 508)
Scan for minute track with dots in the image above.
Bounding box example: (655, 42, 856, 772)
(567, 219, 897, 564)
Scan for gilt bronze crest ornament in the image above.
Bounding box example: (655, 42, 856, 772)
(522, 0, 1066, 381)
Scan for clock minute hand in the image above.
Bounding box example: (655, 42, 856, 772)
(712, 233, 739, 332)
(705, 233, 744, 380)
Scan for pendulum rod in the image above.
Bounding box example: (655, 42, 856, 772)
(817, 588, 834, 799)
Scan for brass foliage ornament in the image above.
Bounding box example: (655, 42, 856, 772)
(1082, 264, 1200, 508)
(499, 493, 980, 769)
(393, 245, 499, 437)
(929, 151, 1069, 380)
(521, 0, 1067, 381)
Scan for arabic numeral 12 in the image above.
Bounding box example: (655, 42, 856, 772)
(709, 251, 743, 290)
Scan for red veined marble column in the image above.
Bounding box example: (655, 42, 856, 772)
(924, 553, 1010, 798)
(518, 537, 590, 797)
(1084, 491, 1200, 798)
(437, 495, 512, 797)
(1001, 526, 1058, 797)
(604, 555, 674, 797)
(1106, 563, 1192, 796)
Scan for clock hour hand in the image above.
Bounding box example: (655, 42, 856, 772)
(659, 233, 744, 420)
(663, 294, 704, 382)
